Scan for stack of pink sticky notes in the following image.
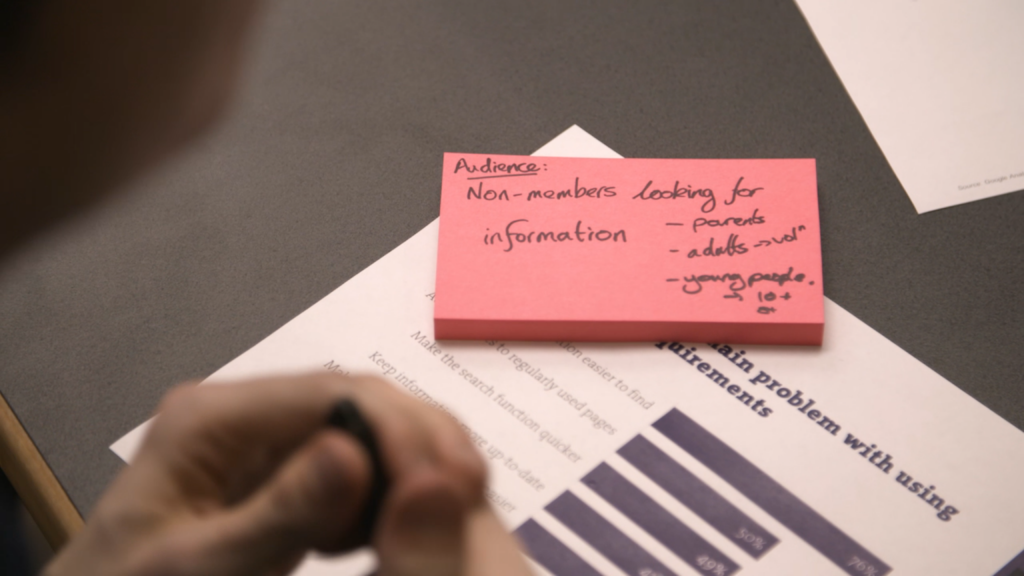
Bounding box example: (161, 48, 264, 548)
(434, 153, 823, 346)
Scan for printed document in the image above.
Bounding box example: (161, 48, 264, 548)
(795, 0, 1024, 213)
(113, 127, 1024, 575)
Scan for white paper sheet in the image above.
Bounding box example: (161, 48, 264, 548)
(794, 0, 1024, 213)
(112, 126, 1024, 575)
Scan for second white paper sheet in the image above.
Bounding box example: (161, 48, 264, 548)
(113, 127, 1024, 576)
(795, 0, 1024, 213)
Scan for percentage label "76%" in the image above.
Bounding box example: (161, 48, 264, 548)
(848, 555, 880, 576)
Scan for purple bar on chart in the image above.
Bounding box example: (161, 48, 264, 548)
(619, 435, 778, 558)
(654, 408, 892, 576)
(993, 546, 1024, 576)
(584, 463, 741, 576)
(547, 491, 680, 576)
(515, 519, 603, 576)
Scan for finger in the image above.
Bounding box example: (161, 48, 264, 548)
(188, 430, 373, 575)
(376, 467, 469, 576)
(341, 375, 442, 483)
(137, 373, 443, 503)
(395, 399, 488, 508)
(344, 380, 487, 538)
(464, 505, 535, 576)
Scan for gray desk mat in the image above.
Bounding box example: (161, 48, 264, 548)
(0, 0, 1021, 517)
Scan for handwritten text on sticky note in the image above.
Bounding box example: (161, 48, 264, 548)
(435, 154, 822, 345)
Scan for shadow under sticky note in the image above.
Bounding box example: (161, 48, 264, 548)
(434, 153, 823, 345)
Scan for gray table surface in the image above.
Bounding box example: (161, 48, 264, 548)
(1, 0, 1021, 518)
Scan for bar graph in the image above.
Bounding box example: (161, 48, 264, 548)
(517, 519, 604, 576)
(618, 435, 777, 560)
(516, 407, 892, 576)
(654, 409, 891, 576)
(583, 463, 739, 575)
(548, 491, 681, 576)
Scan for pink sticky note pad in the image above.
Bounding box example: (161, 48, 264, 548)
(435, 153, 823, 345)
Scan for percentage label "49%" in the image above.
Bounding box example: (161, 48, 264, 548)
(696, 555, 729, 576)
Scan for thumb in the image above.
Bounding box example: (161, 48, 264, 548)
(376, 470, 469, 576)
(198, 430, 372, 574)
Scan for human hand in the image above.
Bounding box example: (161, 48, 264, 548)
(43, 373, 533, 576)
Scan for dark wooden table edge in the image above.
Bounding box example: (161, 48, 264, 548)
(0, 389, 83, 551)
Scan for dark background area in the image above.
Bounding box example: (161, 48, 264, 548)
(0, 0, 1020, 519)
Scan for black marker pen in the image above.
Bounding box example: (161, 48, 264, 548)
(327, 399, 388, 543)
